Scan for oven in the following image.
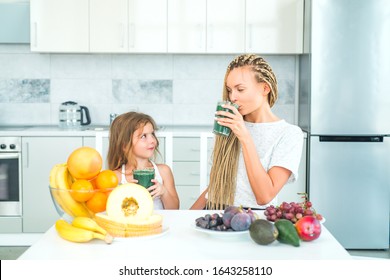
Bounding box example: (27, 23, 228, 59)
(0, 137, 22, 216)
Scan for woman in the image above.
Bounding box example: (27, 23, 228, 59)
(107, 111, 179, 209)
(191, 54, 303, 210)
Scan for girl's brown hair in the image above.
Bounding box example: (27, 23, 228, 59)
(107, 112, 160, 172)
(207, 54, 278, 210)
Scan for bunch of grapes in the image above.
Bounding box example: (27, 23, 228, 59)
(264, 194, 322, 224)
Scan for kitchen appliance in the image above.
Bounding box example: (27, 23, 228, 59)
(299, 0, 390, 249)
(59, 101, 91, 129)
(0, 137, 22, 216)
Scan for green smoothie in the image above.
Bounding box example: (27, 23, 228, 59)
(133, 168, 155, 188)
(213, 101, 239, 136)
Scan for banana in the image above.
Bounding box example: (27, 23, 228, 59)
(49, 163, 74, 217)
(56, 164, 92, 218)
(55, 219, 112, 244)
(72, 217, 108, 236)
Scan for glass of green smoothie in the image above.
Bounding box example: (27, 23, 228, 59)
(213, 101, 239, 137)
(133, 168, 155, 188)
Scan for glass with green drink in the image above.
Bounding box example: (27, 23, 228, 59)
(213, 101, 239, 137)
(133, 168, 155, 188)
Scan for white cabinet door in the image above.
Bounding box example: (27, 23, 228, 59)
(129, 0, 167, 53)
(30, 0, 89, 52)
(168, 0, 206, 53)
(246, 0, 304, 54)
(206, 0, 245, 53)
(90, 0, 128, 53)
(22, 137, 83, 233)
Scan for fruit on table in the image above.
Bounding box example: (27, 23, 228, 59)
(249, 219, 279, 245)
(71, 216, 108, 236)
(95, 169, 119, 190)
(230, 212, 252, 231)
(274, 219, 300, 247)
(86, 191, 108, 213)
(94, 212, 163, 237)
(106, 183, 154, 221)
(195, 206, 256, 231)
(94, 183, 162, 237)
(264, 193, 323, 224)
(50, 163, 93, 218)
(55, 219, 113, 244)
(67, 146, 102, 180)
(70, 179, 94, 202)
(295, 215, 322, 241)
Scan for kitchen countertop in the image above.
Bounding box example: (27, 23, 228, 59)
(18, 210, 351, 260)
(0, 125, 308, 137)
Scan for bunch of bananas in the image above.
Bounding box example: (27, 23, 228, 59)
(49, 163, 93, 218)
(55, 217, 113, 244)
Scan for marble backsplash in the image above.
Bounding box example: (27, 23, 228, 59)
(0, 44, 298, 126)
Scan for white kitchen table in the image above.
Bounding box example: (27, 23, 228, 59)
(18, 210, 351, 260)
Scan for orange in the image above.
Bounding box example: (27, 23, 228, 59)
(96, 170, 119, 190)
(70, 179, 94, 202)
(86, 192, 107, 213)
(67, 147, 103, 180)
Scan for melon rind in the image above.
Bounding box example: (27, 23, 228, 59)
(106, 183, 154, 221)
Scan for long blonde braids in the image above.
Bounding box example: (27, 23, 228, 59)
(206, 54, 278, 210)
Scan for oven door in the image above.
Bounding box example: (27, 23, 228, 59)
(0, 153, 21, 216)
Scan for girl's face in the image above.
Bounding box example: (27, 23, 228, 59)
(131, 122, 157, 160)
(226, 66, 270, 117)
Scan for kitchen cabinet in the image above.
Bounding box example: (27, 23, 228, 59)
(246, 0, 304, 53)
(168, 0, 206, 53)
(30, 0, 89, 52)
(22, 137, 83, 233)
(206, 0, 245, 53)
(0, 0, 30, 43)
(173, 137, 213, 209)
(0, 217, 22, 233)
(89, 0, 128, 53)
(128, 0, 167, 53)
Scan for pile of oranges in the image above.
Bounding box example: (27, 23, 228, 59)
(67, 147, 119, 213)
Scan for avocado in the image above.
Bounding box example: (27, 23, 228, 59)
(249, 219, 279, 245)
(274, 219, 300, 247)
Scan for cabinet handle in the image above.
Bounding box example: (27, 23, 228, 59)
(198, 24, 203, 50)
(190, 172, 200, 176)
(33, 22, 37, 48)
(129, 23, 135, 48)
(208, 24, 213, 50)
(190, 148, 200, 152)
(119, 23, 125, 48)
(24, 142, 29, 168)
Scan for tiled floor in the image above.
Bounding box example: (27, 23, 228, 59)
(0, 246, 389, 260)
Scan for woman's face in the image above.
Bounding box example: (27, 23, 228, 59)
(131, 122, 157, 159)
(226, 66, 270, 117)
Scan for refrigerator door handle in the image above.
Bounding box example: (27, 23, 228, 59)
(319, 136, 384, 142)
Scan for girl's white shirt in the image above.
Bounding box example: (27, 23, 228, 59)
(121, 161, 164, 210)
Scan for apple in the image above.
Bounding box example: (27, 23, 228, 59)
(295, 216, 321, 241)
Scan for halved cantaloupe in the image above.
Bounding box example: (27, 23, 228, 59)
(105, 183, 154, 222)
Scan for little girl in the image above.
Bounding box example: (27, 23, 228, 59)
(107, 112, 179, 209)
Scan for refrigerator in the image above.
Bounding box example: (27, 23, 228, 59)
(299, 0, 390, 249)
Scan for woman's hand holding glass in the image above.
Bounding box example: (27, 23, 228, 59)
(215, 103, 249, 141)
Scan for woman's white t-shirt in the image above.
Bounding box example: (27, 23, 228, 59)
(121, 161, 164, 210)
(232, 120, 303, 208)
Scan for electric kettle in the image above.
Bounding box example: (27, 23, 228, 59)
(59, 101, 91, 129)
